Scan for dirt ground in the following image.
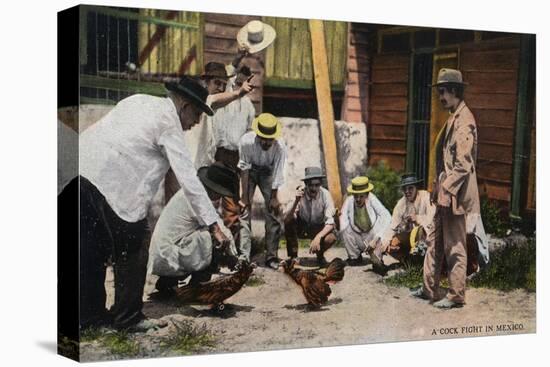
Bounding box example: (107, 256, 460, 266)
(80, 246, 536, 362)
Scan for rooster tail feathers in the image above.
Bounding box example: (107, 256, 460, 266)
(324, 258, 346, 282)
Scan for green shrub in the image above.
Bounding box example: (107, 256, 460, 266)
(480, 197, 509, 237)
(470, 237, 536, 292)
(366, 161, 402, 210)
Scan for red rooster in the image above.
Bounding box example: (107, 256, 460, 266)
(175, 260, 255, 312)
(281, 257, 346, 308)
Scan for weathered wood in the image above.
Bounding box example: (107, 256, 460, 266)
(370, 83, 408, 98)
(371, 54, 409, 69)
(466, 92, 517, 110)
(478, 126, 514, 144)
(275, 17, 291, 79)
(370, 96, 408, 111)
(461, 48, 520, 71)
(368, 154, 406, 171)
(203, 13, 256, 26)
(471, 109, 516, 127)
(310, 19, 343, 207)
(478, 181, 511, 202)
(289, 19, 307, 80)
(371, 68, 409, 83)
(370, 124, 407, 139)
(462, 70, 517, 94)
(370, 110, 407, 124)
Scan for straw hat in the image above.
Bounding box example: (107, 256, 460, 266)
(237, 20, 277, 54)
(252, 113, 281, 139)
(347, 176, 374, 194)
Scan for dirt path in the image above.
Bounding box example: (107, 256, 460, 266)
(80, 247, 535, 361)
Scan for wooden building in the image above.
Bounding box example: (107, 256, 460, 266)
(76, 5, 535, 219)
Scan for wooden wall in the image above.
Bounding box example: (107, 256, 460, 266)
(367, 52, 409, 171)
(202, 13, 264, 114)
(461, 36, 520, 204)
(341, 22, 371, 124)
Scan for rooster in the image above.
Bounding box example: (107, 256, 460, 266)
(175, 260, 255, 312)
(280, 257, 346, 308)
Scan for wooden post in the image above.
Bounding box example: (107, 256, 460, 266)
(309, 19, 343, 207)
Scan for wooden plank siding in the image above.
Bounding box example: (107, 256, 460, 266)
(341, 23, 371, 124)
(367, 52, 409, 171)
(262, 17, 348, 89)
(461, 36, 521, 203)
(203, 12, 264, 114)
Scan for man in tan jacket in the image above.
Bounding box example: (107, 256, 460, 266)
(412, 68, 480, 309)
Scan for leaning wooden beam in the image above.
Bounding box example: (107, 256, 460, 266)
(309, 19, 343, 208)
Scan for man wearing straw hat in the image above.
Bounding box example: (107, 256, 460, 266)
(340, 176, 391, 266)
(412, 68, 480, 309)
(371, 173, 435, 271)
(283, 167, 337, 267)
(238, 113, 287, 270)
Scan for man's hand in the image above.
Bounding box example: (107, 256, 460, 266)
(406, 213, 417, 224)
(269, 196, 280, 215)
(309, 235, 321, 254)
(295, 185, 305, 200)
(437, 188, 452, 208)
(210, 223, 230, 250)
(238, 75, 255, 97)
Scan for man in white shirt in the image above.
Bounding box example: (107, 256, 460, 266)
(369, 174, 435, 272)
(238, 113, 287, 270)
(340, 176, 391, 266)
(284, 167, 337, 267)
(149, 163, 240, 293)
(79, 76, 229, 331)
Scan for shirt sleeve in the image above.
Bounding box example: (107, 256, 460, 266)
(339, 197, 351, 231)
(159, 125, 219, 226)
(382, 198, 404, 244)
(370, 194, 391, 239)
(270, 142, 286, 189)
(237, 135, 252, 171)
(323, 190, 336, 225)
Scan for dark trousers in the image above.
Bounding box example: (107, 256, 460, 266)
(80, 176, 149, 329)
(284, 216, 336, 258)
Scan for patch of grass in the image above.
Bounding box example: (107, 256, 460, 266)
(384, 259, 424, 289)
(100, 331, 139, 357)
(384, 237, 536, 292)
(160, 320, 215, 355)
(470, 237, 536, 292)
(245, 274, 266, 287)
(80, 327, 104, 343)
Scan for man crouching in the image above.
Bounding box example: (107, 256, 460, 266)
(149, 163, 240, 294)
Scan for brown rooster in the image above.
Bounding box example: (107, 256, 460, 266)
(175, 260, 255, 312)
(281, 257, 346, 308)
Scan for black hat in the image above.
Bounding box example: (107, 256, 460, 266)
(197, 162, 239, 198)
(302, 166, 326, 181)
(397, 173, 423, 187)
(164, 76, 214, 116)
